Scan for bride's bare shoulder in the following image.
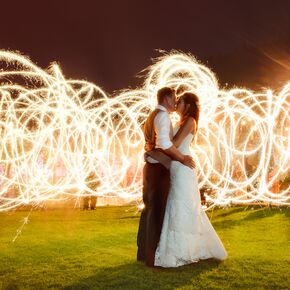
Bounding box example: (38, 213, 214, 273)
(182, 117, 196, 133)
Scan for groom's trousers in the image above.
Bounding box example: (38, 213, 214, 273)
(137, 162, 170, 267)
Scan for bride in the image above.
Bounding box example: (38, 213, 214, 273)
(154, 92, 228, 268)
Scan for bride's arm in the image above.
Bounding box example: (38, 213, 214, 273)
(173, 117, 196, 148)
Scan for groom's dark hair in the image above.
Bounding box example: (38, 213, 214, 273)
(157, 87, 175, 104)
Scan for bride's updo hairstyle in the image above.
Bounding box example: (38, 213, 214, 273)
(180, 92, 200, 131)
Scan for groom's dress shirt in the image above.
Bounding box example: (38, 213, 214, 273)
(146, 105, 173, 164)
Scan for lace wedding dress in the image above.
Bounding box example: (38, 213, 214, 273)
(154, 127, 228, 267)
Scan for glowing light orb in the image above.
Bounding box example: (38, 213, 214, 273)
(0, 50, 289, 211)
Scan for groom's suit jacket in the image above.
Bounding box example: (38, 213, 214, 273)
(142, 105, 173, 169)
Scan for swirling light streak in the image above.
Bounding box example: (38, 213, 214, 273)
(0, 50, 289, 211)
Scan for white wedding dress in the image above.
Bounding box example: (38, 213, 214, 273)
(154, 127, 228, 267)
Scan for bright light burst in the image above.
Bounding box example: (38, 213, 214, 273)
(0, 50, 289, 211)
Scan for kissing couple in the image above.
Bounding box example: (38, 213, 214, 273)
(137, 87, 227, 268)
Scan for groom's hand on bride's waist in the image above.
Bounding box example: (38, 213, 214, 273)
(162, 145, 196, 169)
(181, 155, 196, 169)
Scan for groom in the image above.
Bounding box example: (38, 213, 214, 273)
(137, 87, 195, 267)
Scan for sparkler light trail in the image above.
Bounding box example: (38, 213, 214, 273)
(0, 50, 289, 211)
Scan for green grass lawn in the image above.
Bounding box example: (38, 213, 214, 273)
(0, 205, 289, 290)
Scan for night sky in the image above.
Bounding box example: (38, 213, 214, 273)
(1, 0, 289, 92)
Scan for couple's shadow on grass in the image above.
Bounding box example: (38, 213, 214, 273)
(61, 259, 222, 290)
